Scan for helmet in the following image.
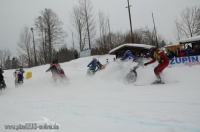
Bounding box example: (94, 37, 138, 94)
(19, 65, 23, 69)
(124, 50, 131, 56)
(19, 65, 23, 71)
(52, 59, 58, 64)
(126, 50, 131, 54)
(93, 58, 97, 61)
(149, 47, 157, 58)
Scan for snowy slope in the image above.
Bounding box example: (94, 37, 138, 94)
(0, 54, 200, 132)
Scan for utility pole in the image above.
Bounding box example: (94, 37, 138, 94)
(30, 27, 37, 66)
(152, 13, 158, 48)
(126, 0, 133, 43)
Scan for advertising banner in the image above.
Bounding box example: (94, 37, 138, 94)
(79, 49, 91, 58)
(169, 55, 200, 67)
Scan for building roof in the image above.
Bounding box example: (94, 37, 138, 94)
(179, 35, 200, 44)
(108, 43, 154, 54)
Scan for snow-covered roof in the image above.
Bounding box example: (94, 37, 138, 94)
(179, 35, 200, 44)
(108, 43, 154, 54)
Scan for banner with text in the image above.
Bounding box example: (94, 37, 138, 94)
(169, 55, 200, 67)
(79, 49, 91, 58)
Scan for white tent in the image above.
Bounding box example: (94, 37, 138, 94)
(179, 35, 200, 44)
(108, 43, 154, 55)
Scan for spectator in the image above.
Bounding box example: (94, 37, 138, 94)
(74, 50, 78, 59)
(178, 49, 186, 57)
(170, 50, 176, 58)
(194, 44, 200, 55)
(186, 45, 194, 56)
(135, 52, 141, 57)
(166, 50, 173, 59)
(146, 53, 151, 58)
(175, 48, 181, 57)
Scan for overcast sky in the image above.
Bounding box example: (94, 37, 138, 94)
(0, 0, 199, 56)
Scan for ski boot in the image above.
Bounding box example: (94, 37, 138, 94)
(152, 79, 165, 84)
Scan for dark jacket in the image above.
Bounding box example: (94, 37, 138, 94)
(194, 47, 200, 55)
(46, 63, 64, 75)
(0, 69, 4, 81)
(87, 60, 97, 70)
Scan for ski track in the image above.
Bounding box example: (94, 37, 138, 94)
(0, 55, 200, 132)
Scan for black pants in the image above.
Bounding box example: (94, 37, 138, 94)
(0, 80, 6, 88)
(18, 74, 23, 82)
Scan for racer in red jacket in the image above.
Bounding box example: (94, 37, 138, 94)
(46, 59, 67, 81)
(144, 47, 169, 84)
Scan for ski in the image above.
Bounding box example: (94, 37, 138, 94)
(134, 81, 179, 86)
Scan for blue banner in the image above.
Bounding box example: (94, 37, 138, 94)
(169, 55, 200, 67)
(80, 49, 91, 58)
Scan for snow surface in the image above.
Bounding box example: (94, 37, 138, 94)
(0, 54, 200, 132)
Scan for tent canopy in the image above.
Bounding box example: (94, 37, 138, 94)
(179, 35, 200, 44)
(108, 43, 154, 58)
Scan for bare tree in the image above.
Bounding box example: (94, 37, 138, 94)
(174, 6, 200, 40)
(174, 17, 181, 40)
(18, 54, 27, 67)
(17, 26, 32, 67)
(35, 8, 67, 62)
(35, 16, 48, 64)
(70, 5, 87, 51)
(196, 8, 200, 35)
(94, 30, 125, 53)
(0, 49, 3, 68)
(79, 0, 96, 49)
(0, 48, 11, 68)
(140, 26, 157, 46)
(98, 11, 109, 50)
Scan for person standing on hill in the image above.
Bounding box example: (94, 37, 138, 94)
(194, 44, 200, 55)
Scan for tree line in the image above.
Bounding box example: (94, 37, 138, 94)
(0, 0, 199, 69)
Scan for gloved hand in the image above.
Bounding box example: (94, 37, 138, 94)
(144, 63, 148, 66)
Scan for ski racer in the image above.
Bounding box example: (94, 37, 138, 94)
(120, 50, 135, 61)
(13, 66, 25, 83)
(46, 59, 66, 80)
(87, 58, 98, 71)
(0, 68, 6, 88)
(97, 60, 105, 69)
(144, 47, 169, 84)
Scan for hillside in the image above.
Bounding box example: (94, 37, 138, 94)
(0, 54, 200, 132)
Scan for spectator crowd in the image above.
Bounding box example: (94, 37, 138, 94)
(165, 44, 200, 59)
